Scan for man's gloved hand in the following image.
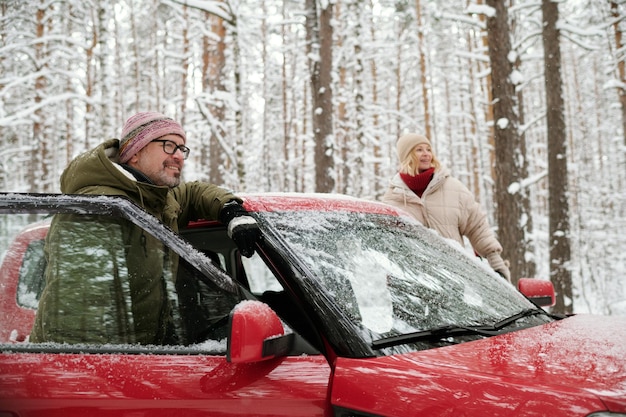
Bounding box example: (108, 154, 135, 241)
(219, 201, 261, 258)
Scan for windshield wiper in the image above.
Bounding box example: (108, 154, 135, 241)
(372, 325, 500, 349)
(372, 308, 547, 350)
(492, 307, 549, 329)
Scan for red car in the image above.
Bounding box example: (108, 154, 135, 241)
(0, 192, 624, 416)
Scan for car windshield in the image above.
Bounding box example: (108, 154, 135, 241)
(257, 209, 550, 352)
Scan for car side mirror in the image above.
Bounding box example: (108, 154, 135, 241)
(517, 278, 556, 307)
(227, 300, 295, 363)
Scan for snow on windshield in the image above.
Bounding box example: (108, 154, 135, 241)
(258, 209, 536, 337)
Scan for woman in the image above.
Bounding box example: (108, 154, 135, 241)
(383, 133, 511, 281)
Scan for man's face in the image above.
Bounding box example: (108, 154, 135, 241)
(128, 134, 185, 187)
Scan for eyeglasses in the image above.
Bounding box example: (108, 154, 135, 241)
(151, 140, 190, 159)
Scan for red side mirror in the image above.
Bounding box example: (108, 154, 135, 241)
(517, 278, 556, 307)
(227, 300, 290, 363)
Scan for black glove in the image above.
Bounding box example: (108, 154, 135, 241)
(219, 201, 261, 258)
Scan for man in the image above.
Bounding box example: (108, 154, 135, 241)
(30, 111, 260, 345)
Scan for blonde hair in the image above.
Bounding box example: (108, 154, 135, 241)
(399, 146, 441, 176)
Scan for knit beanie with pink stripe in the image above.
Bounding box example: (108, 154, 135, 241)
(118, 112, 186, 163)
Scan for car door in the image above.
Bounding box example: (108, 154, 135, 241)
(0, 194, 331, 416)
(0, 351, 330, 416)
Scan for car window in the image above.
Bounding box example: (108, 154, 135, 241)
(180, 227, 283, 295)
(17, 238, 46, 309)
(0, 211, 243, 353)
(32, 213, 181, 345)
(0, 216, 49, 311)
(241, 253, 283, 294)
(256, 210, 548, 351)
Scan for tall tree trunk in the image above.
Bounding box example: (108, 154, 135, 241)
(85, 8, 97, 149)
(180, 5, 190, 125)
(31, 1, 47, 192)
(369, 0, 382, 197)
(204, 11, 227, 185)
(610, 1, 626, 164)
(542, 0, 573, 314)
(97, 3, 112, 138)
(510, 1, 536, 278)
(305, 0, 335, 193)
(350, 0, 365, 196)
(334, 1, 348, 194)
(129, 1, 140, 113)
(415, 0, 431, 139)
(478, 0, 496, 191)
(261, 0, 270, 191)
(231, 15, 245, 189)
(485, 0, 528, 284)
(515, 62, 536, 278)
(281, 0, 291, 192)
(465, 29, 485, 205)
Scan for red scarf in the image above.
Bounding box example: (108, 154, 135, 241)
(400, 168, 435, 197)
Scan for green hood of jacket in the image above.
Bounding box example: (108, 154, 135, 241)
(60, 138, 177, 228)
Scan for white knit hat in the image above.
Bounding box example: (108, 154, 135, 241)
(396, 133, 431, 163)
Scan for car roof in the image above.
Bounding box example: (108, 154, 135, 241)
(238, 192, 406, 216)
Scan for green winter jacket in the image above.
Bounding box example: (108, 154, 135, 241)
(30, 139, 240, 345)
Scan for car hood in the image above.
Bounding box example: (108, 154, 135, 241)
(332, 314, 626, 415)
(405, 314, 626, 410)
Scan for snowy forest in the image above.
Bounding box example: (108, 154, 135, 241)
(0, 0, 625, 316)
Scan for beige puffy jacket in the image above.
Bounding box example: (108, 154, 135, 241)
(382, 166, 510, 281)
